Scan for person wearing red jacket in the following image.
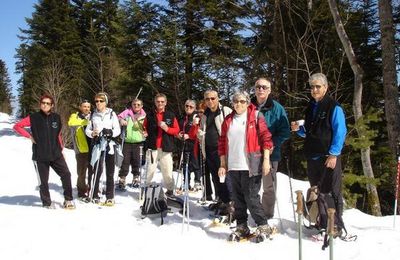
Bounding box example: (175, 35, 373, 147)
(13, 94, 75, 209)
(218, 91, 274, 242)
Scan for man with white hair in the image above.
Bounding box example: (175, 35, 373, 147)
(251, 77, 290, 219)
(291, 72, 347, 234)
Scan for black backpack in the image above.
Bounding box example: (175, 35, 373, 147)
(141, 184, 169, 224)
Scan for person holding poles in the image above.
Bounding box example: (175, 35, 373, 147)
(177, 99, 201, 192)
(85, 92, 121, 206)
(13, 94, 75, 209)
(68, 99, 92, 200)
(117, 98, 147, 189)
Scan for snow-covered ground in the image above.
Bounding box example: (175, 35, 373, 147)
(0, 112, 399, 260)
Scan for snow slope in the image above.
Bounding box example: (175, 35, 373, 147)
(0, 112, 399, 260)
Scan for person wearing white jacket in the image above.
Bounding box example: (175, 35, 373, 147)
(85, 92, 121, 206)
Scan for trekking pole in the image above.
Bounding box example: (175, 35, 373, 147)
(89, 137, 103, 200)
(327, 208, 336, 260)
(134, 87, 143, 99)
(199, 148, 207, 204)
(286, 156, 297, 223)
(182, 152, 190, 233)
(175, 140, 185, 192)
(139, 148, 148, 202)
(295, 190, 304, 260)
(393, 142, 400, 228)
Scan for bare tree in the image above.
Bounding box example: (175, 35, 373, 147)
(327, 0, 382, 216)
(378, 0, 400, 155)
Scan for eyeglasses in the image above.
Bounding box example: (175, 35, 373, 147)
(185, 105, 195, 109)
(95, 99, 105, 103)
(233, 100, 247, 104)
(205, 97, 217, 101)
(310, 84, 323, 90)
(256, 85, 270, 90)
(41, 101, 52, 106)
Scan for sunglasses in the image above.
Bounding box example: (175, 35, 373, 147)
(205, 97, 217, 101)
(310, 84, 323, 90)
(255, 85, 270, 90)
(41, 101, 52, 106)
(95, 99, 105, 103)
(233, 100, 247, 104)
(185, 105, 195, 109)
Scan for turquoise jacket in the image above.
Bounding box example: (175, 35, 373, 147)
(251, 96, 290, 162)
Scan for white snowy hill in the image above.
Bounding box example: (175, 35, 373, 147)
(0, 112, 399, 260)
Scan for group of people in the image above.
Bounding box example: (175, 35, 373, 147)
(13, 73, 347, 242)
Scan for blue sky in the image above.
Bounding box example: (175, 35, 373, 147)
(0, 0, 36, 98)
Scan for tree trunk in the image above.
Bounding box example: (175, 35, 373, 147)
(378, 0, 400, 155)
(327, 0, 382, 216)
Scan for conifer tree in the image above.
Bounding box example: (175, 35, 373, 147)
(0, 60, 13, 114)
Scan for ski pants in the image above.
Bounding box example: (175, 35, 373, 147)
(230, 170, 268, 226)
(89, 150, 115, 200)
(146, 148, 174, 191)
(75, 152, 91, 197)
(33, 157, 73, 206)
(119, 142, 143, 178)
(307, 156, 344, 218)
(261, 161, 278, 219)
(205, 145, 231, 203)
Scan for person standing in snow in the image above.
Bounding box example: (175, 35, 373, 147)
(85, 92, 121, 206)
(117, 98, 147, 189)
(218, 91, 274, 242)
(142, 93, 180, 196)
(176, 99, 201, 191)
(68, 99, 92, 200)
(251, 77, 290, 219)
(13, 94, 75, 209)
(291, 72, 347, 233)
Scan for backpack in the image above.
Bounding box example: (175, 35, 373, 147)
(141, 184, 169, 224)
(303, 185, 343, 231)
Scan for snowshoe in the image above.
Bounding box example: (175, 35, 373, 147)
(128, 176, 140, 188)
(101, 199, 115, 207)
(254, 224, 273, 243)
(63, 200, 76, 210)
(227, 223, 251, 242)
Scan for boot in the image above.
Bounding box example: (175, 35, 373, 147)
(254, 224, 272, 243)
(228, 223, 250, 242)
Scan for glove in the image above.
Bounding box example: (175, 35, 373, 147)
(102, 128, 113, 137)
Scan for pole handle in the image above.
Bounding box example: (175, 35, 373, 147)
(295, 190, 303, 215)
(327, 208, 336, 236)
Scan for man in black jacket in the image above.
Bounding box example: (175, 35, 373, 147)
(14, 94, 75, 209)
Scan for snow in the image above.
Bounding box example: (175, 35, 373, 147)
(0, 111, 399, 260)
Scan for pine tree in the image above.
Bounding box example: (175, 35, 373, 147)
(0, 60, 13, 114)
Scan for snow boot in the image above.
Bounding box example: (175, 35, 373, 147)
(117, 177, 126, 190)
(254, 224, 272, 243)
(63, 200, 76, 210)
(227, 223, 251, 242)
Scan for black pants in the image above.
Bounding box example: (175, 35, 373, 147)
(230, 171, 268, 226)
(75, 152, 93, 197)
(34, 157, 73, 206)
(200, 150, 213, 198)
(119, 142, 143, 178)
(182, 150, 201, 186)
(307, 156, 344, 218)
(89, 150, 115, 200)
(205, 146, 231, 203)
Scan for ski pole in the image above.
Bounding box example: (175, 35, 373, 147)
(139, 148, 148, 202)
(295, 190, 304, 260)
(286, 156, 297, 223)
(327, 208, 336, 260)
(182, 152, 190, 233)
(199, 148, 207, 204)
(134, 87, 143, 100)
(394, 142, 400, 228)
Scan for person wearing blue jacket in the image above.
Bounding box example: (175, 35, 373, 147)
(291, 72, 347, 230)
(251, 77, 290, 219)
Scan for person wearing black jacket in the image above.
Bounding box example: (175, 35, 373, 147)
(13, 94, 75, 209)
(177, 99, 201, 191)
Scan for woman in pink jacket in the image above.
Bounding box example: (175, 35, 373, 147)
(218, 90, 274, 243)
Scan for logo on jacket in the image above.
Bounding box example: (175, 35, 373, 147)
(165, 119, 172, 125)
(52, 122, 59, 129)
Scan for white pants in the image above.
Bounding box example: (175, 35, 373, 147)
(146, 148, 174, 191)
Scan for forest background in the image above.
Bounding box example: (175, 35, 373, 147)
(0, 0, 399, 217)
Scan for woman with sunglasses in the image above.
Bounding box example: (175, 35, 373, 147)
(218, 91, 274, 242)
(176, 99, 201, 192)
(85, 92, 121, 205)
(13, 94, 75, 209)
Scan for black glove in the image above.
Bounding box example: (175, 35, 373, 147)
(102, 128, 113, 137)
